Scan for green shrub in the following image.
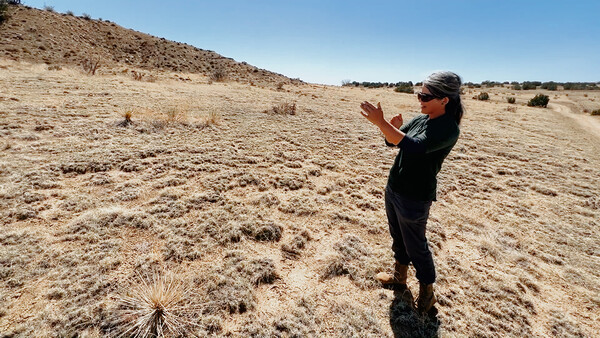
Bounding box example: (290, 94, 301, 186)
(477, 92, 489, 101)
(512, 84, 522, 90)
(522, 82, 537, 90)
(591, 109, 600, 116)
(527, 94, 550, 107)
(563, 82, 600, 90)
(507, 97, 516, 104)
(0, 1, 8, 24)
(394, 85, 413, 94)
(541, 82, 558, 91)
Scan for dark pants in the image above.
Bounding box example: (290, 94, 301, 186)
(385, 185, 435, 284)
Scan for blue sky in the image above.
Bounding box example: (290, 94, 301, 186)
(25, 0, 600, 85)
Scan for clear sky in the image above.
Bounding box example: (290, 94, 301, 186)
(24, 0, 600, 85)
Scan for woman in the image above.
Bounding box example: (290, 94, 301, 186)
(359, 71, 463, 314)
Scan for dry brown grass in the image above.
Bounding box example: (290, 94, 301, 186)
(0, 58, 599, 337)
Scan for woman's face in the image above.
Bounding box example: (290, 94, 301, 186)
(418, 86, 447, 116)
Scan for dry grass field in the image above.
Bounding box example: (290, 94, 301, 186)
(1, 57, 599, 337)
(1, 4, 600, 337)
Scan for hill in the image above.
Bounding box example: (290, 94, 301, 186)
(0, 4, 300, 85)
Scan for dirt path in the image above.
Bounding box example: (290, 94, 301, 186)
(549, 102, 600, 139)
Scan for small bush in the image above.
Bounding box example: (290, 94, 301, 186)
(541, 81, 558, 91)
(81, 13, 92, 20)
(591, 109, 600, 116)
(0, 1, 8, 24)
(394, 85, 413, 94)
(527, 94, 550, 107)
(44, 5, 54, 12)
(477, 92, 489, 101)
(65, 10, 74, 16)
(82, 58, 100, 75)
(131, 71, 143, 81)
(507, 97, 516, 104)
(512, 84, 522, 90)
(209, 67, 227, 82)
(522, 82, 537, 90)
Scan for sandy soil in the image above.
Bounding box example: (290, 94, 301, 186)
(1, 59, 599, 337)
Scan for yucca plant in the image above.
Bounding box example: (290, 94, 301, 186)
(114, 272, 196, 337)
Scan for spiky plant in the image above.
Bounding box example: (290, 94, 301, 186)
(114, 272, 195, 337)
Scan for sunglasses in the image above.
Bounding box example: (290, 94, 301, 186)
(416, 92, 438, 102)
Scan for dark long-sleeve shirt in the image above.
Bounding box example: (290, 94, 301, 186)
(385, 112, 459, 201)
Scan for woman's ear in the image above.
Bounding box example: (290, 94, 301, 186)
(442, 97, 449, 105)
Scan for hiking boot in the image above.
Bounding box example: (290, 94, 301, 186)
(376, 262, 408, 289)
(417, 282, 436, 314)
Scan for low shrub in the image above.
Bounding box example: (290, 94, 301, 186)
(512, 84, 522, 90)
(0, 0, 9, 24)
(522, 82, 537, 90)
(507, 97, 516, 104)
(541, 81, 558, 91)
(82, 58, 100, 75)
(394, 84, 413, 94)
(527, 94, 550, 107)
(477, 92, 489, 101)
(591, 109, 600, 116)
(209, 67, 227, 82)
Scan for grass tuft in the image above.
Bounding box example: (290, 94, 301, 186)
(320, 235, 388, 288)
(264, 102, 297, 115)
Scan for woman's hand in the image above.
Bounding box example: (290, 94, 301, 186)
(360, 101, 385, 126)
(390, 114, 403, 129)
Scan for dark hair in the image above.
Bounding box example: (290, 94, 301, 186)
(423, 71, 464, 125)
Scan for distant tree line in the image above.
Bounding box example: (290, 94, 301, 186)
(341, 80, 423, 94)
(465, 80, 599, 91)
(342, 81, 416, 88)
(343, 79, 599, 92)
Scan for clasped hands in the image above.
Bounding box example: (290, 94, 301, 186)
(360, 101, 403, 128)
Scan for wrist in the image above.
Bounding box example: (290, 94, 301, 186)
(377, 118, 390, 129)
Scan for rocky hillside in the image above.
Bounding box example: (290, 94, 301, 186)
(0, 4, 300, 84)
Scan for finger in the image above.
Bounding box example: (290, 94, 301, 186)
(377, 102, 381, 110)
(362, 101, 375, 110)
(359, 111, 369, 118)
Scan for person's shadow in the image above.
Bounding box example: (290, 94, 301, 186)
(388, 287, 440, 338)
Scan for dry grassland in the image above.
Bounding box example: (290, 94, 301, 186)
(1, 59, 599, 337)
